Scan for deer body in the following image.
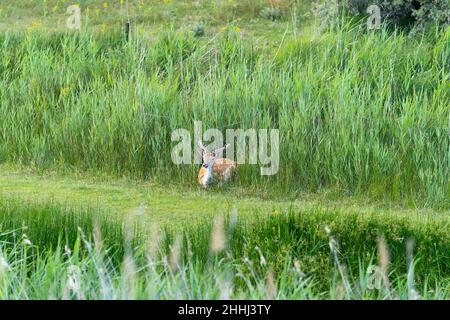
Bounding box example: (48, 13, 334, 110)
(198, 162, 214, 187)
(197, 141, 237, 188)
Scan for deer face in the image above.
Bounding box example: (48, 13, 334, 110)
(197, 140, 229, 168)
(201, 151, 217, 168)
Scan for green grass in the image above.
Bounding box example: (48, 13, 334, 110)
(0, 1, 448, 300)
(0, 23, 448, 207)
(0, 0, 310, 42)
(0, 194, 449, 299)
(0, 166, 448, 299)
(1, 164, 447, 225)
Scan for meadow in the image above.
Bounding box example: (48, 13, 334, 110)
(0, 0, 449, 300)
(0, 194, 449, 299)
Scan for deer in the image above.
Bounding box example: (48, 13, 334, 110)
(197, 140, 237, 188)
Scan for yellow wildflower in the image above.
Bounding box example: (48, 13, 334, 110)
(27, 20, 42, 32)
(272, 210, 281, 216)
(61, 87, 70, 97)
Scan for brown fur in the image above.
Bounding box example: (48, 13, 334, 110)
(197, 166, 208, 185)
(212, 158, 237, 179)
(197, 158, 237, 186)
(197, 140, 237, 187)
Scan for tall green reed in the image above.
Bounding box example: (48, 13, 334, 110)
(0, 24, 448, 206)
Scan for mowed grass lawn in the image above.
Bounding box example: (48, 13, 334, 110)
(0, 164, 447, 228)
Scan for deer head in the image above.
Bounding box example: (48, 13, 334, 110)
(197, 140, 230, 168)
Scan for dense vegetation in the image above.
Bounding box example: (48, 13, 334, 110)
(0, 196, 448, 299)
(0, 0, 448, 300)
(342, 0, 450, 27)
(0, 24, 448, 206)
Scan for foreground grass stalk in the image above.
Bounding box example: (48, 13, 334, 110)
(1, 197, 448, 300)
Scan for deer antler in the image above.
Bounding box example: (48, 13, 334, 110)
(197, 139, 208, 153)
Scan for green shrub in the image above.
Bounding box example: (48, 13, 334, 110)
(192, 23, 206, 37)
(312, 0, 450, 28)
(260, 6, 283, 21)
(364, 0, 448, 27)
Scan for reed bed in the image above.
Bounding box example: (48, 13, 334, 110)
(0, 23, 448, 207)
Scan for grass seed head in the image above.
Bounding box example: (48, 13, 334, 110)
(266, 270, 277, 300)
(0, 255, 9, 273)
(210, 214, 226, 254)
(169, 235, 182, 273)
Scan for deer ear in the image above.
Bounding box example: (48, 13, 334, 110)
(213, 144, 230, 155)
